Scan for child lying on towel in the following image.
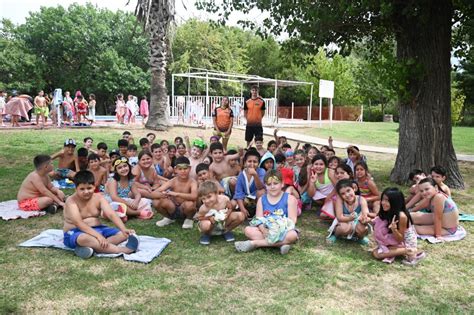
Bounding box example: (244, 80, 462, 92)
(63, 170, 139, 259)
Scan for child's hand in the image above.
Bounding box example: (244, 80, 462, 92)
(388, 216, 398, 230)
(57, 190, 66, 201)
(274, 128, 278, 135)
(247, 167, 257, 177)
(123, 229, 136, 236)
(96, 235, 108, 249)
(309, 169, 318, 183)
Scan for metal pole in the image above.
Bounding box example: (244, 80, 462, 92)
(291, 102, 294, 120)
(309, 84, 314, 121)
(329, 98, 333, 129)
(206, 71, 209, 119)
(171, 74, 175, 118)
(319, 97, 322, 128)
(274, 79, 278, 124)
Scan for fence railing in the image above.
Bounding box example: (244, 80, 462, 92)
(170, 95, 277, 126)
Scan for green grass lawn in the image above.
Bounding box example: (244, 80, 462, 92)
(0, 127, 473, 313)
(284, 122, 474, 154)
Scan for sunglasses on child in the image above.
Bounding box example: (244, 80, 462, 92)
(113, 157, 129, 167)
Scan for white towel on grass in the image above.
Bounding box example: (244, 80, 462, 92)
(417, 226, 467, 244)
(0, 200, 46, 220)
(19, 229, 171, 263)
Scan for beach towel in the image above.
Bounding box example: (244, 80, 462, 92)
(417, 226, 467, 244)
(19, 229, 171, 263)
(52, 179, 76, 189)
(459, 213, 474, 222)
(0, 200, 46, 220)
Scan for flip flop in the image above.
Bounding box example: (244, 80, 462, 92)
(126, 234, 140, 252)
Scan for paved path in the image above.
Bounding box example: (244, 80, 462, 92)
(240, 127, 474, 162)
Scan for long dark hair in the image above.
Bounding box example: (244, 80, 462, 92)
(379, 187, 413, 230)
(112, 158, 134, 182)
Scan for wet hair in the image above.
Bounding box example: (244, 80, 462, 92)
(77, 148, 89, 157)
(139, 138, 149, 147)
(243, 148, 261, 163)
(335, 179, 355, 196)
(311, 154, 328, 167)
(118, 139, 129, 147)
(274, 153, 286, 163)
(354, 161, 369, 176)
(127, 144, 138, 151)
(336, 163, 354, 179)
(198, 180, 219, 197)
(33, 155, 51, 170)
(430, 165, 447, 177)
(210, 142, 224, 153)
(267, 140, 277, 149)
(83, 137, 93, 143)
(175, 156, 191, 166)
(408, 169, 425, 181)
(379, 187, 413, 229)
(328, 156, 341, 167)
(113, 158, 133, 181)
(196, 163, 209, 174)
(138, 150, 153, 160)
(73, 170, 95, 186)
(146, 132, 156, 138)
(264, 169, 282, 183)
(97, 142, 108, 151)
(87, 153, 100, 162)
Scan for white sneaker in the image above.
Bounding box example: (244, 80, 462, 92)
(182, 218, 194, 229)
(156, 217, 175, 227)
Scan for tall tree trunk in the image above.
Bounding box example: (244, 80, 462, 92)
(390, 0, 464, 188)
(145, 0, 174, 131)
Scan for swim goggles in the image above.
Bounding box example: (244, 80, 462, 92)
(113, 156, 129, 167)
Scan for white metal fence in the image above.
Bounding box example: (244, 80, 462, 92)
(169, 95, 277, 126)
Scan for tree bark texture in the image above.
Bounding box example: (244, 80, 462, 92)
(391, 0, 464, 188)
(145, 0, 174, 131)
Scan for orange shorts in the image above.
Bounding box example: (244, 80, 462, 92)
(18, 198, 40, 211)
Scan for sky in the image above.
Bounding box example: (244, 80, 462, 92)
(0, 0, 264, 26)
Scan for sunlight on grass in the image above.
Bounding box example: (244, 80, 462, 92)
(0, 127, 473, 313)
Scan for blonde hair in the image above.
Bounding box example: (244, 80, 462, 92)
(198, 180, 219, 197)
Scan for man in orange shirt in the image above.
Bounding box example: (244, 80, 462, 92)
(212, 97, 234, 151)
(244, 85, 266, 147)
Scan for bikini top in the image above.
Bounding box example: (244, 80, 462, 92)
(342, 196, 362, 216)
(138, 169, 154, 186)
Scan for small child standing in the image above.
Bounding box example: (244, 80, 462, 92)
(212, 96, 234, 151)
(115, 94, 126, 124)
(17, 155, 66, 213)
(372, 187, 426, 265)
(126, 95, 139, 124)
(196, 181, 245, 245)
(75, 95, 88, 124)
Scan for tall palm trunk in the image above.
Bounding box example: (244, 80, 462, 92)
(134, 0, 174, 130)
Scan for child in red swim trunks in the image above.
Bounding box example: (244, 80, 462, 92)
(17, 155, 66, 213)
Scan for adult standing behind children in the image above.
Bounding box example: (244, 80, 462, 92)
(244, 85, 265, 147)
(212, 96, 234, 151)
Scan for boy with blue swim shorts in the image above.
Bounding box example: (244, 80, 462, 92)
(63, 170, 139, 259)
(51, 139, 80, 180)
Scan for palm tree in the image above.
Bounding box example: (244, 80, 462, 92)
(132, 0, 175, 130)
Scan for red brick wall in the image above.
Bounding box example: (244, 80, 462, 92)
(278, 105, 361, 120)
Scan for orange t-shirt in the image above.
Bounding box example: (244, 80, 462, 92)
(213, 106, 234, 131)
(244, 97, 265, 126)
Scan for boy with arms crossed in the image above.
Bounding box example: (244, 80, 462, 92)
(155, 156, 198, 229)
(63, 170, 139, 259)
(17, 155, 65, 213)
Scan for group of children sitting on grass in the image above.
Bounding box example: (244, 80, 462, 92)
(16, 129, 461, 264)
